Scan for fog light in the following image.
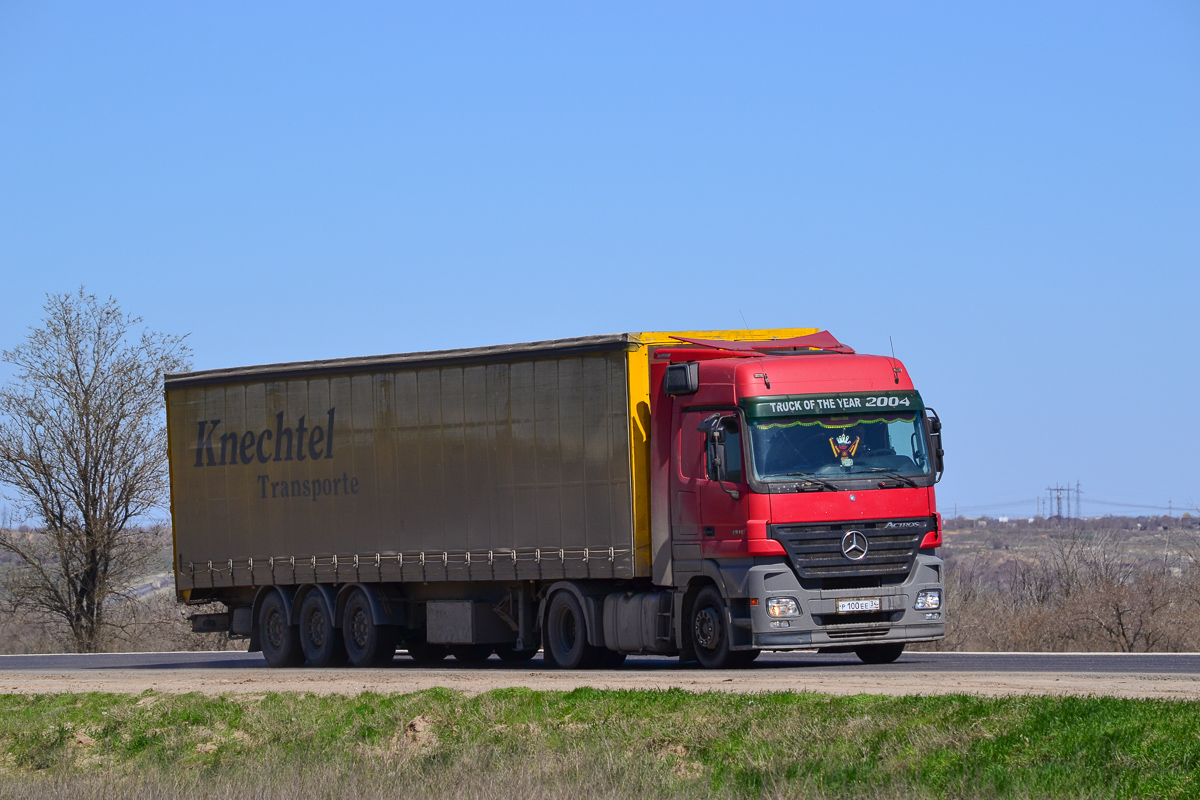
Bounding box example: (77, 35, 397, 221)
(767, 597, 800, 618)
(915, 589, 941, 610)
(924, 612, 941, 620)
(769, 620, 791, 628)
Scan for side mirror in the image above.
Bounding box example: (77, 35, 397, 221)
(700, 414, 741, 500)
(707, 431, 727, 481)
(664, 362, 699, 396)
(924, 408, 944, 481)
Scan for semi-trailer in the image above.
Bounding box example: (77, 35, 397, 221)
(167, 328, 945, 668)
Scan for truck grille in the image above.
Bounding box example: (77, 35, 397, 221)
(812, 611, 904, 627)
(827, 628, 889, 640)
(770, 518, 931, 590)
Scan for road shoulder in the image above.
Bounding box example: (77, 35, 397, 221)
(1, 667, 1197, 699)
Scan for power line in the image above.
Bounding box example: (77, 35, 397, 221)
(1084, 498, 1188, 513)
(949, 498, 1191, 515)
(948, 490, 1193, 517)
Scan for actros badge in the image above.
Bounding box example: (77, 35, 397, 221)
(841, 530, 868, 561)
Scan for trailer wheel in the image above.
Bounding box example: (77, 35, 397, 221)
(689, 586, 744, 669)
(299, 592, 348, 667)
(342, 589, 399, 668)
(495, 643, 538, 663)
(854, 643, 905, 664)
(543, 591, 603, 669)
(259, 591, 304, 668)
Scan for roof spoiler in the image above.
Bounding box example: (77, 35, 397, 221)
(670, 330, 855, 354)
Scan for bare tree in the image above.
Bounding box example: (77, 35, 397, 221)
(0, 289, 190, 652)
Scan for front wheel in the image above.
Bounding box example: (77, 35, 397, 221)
(854, 643, 905, 664)
(690, 586, 750, 669)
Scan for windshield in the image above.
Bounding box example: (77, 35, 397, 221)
(748, 412, 931, 480)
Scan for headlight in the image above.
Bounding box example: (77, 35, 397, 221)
(766, 597, 800, 618)
(915, 589, 941, 610)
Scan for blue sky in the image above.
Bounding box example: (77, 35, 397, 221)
(1, 3, 1197, 517)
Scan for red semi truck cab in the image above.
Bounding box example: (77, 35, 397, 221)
(649, 334, 945, 665)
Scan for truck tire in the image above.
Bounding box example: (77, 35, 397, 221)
(495, 643, 539, 663)
(854, 643, 905, 664)
(406, 640, 449, 664)
(543, 591, 603, 669)
(258, 591, 304, 668)
(299, 591, 348, 667)
(689, 586, 748, 669)
(342, 589, 399, 668)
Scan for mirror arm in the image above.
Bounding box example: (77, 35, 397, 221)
(710, 453, 741, 500)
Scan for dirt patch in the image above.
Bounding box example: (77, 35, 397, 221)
(405, 715, 437, 751)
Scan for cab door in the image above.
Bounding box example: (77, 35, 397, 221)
(672, 410, 708, 565)
(697, 412, 749, 551)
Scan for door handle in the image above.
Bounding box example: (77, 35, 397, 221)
(702, 526, 715, 537)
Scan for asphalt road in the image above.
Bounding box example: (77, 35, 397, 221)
(1, 650, 1197, 674)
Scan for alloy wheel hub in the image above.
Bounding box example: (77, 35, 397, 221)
(694, 607, 720, 650)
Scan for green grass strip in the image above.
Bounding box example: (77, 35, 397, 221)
(0, 689, 1197, 799)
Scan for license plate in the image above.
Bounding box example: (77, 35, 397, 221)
(836, 597, 881, 613)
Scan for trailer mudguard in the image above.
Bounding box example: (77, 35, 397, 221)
(333, 583, 404, 628)
(290, 584, 339, 627)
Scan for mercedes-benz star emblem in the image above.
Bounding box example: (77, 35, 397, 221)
(841, 530, 868, 561)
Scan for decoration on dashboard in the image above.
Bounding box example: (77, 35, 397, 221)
(830, 432, 860, 466)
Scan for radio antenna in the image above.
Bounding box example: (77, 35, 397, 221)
(888, 336, 901, 384)
(739, 310, 750, 334)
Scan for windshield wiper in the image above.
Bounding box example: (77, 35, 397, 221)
(863, 469, 919, 488)
(783, 473, 841, 491)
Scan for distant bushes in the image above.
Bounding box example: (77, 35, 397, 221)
(926, 529, 1200, 652)
(0, 587, 245, 655)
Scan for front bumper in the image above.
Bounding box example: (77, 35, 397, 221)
(734, 555, 945, 650)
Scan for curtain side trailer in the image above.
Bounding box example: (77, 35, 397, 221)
(167, 329, 945, 668)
